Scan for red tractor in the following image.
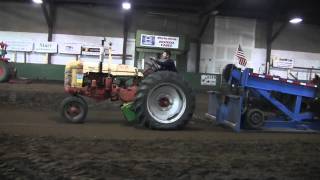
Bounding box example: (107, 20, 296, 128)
(60, 42, 195, 130)
(0, 42, 15, 83)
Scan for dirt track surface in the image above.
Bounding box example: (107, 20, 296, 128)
(1, 134, 320, 180)
(0, 108, 320, 180)
(0, 83, 64, 93)
(0, 83, 320, 179)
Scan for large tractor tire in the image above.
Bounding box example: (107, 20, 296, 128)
(0, 61, 10, 83)
(59, 96, 88, 123)
(134, 71, 195, 130)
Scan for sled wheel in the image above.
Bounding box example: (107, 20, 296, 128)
(245, 108, 265, 129)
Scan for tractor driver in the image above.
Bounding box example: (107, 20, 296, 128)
(155, 50, 177, 72)
(312, 74, 320, 86)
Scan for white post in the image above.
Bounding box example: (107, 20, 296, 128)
(141, 58, 145, 70)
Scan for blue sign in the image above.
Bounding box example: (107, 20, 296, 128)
(141, 34, 155, 46)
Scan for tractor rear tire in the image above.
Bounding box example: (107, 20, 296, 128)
(134, 71, 195, 130)
(60, 96, 88, 123)
(0, 61, 10, 83)
(244, 108, 265, 129)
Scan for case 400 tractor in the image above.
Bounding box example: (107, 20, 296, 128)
(60, 42, 195, 130)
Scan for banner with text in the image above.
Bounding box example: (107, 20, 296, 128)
(5, 41, 33, 52)
(81, 45, 101, 56)
(140, 34, 179, 49)
(59, 43, 82, 55)
(34, 42, 58, 53)
(201, 74, 217, 86)
(272, 56, 294, 69)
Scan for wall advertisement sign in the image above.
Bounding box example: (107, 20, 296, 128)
(81, 45, 101, 56)
(34, 42, 58, 53)
(272, 56, 294, 69)
(140, 34, 179, 49)
(201, 74, 217, 86)
(59, 43, 82, 55)
(5, 41, 33, 52)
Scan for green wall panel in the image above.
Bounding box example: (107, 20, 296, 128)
(13, 63, 220, 92)
(182, 72, 221, 92)
(15, 63, 65, 81)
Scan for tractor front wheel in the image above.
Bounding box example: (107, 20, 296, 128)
(0, 61, 10, 83)
(134, 71, 195, 130)
(60, 96, 88, 123)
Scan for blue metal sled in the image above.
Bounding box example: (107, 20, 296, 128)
(207, 66, 320, 133)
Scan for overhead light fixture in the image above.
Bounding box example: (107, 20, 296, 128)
(122, 2, 131, 10)
(211, 10, 219, 15)
(289, 17, 303, 24)
(33, 0, 43, 4)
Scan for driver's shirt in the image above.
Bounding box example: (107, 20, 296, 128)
(155, 59, 177, 72)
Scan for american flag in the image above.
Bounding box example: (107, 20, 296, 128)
(235, 45, 247, 66)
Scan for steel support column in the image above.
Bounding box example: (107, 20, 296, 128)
(265, 20, 288, 74)
(195, 0, 223, 73)
(196, 15, 214, 73)
(41, 0, 56, 64)
(195, 40, 201, 73)
(265, 19, 273, 74)
(122, 12, 130, 65)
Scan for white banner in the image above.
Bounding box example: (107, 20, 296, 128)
(201, 74, 216, 86)
(272, 56, 294, 69)
(105, 37, 123, 54)
(141, 34, 179, 49)
(81, 45, 101, 56)
(5, 41, 33, 52)
(34, 42, 58, 53)
(59, 43, 82, 55)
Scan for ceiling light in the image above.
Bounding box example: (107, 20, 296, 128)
(122, 2, 131, 10)
(211, 10, 219, 15)
(289, 17, 303, 24)
(33, 0, 43, 4)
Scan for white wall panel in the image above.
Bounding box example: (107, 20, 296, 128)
(212, 16, 256, 73)
(187, 43, 197, 72)
(252, 48, 320, 80)
(199, 44, 214, 73)
(0, 31, 135, 66)
(0, 31, 48, 64)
